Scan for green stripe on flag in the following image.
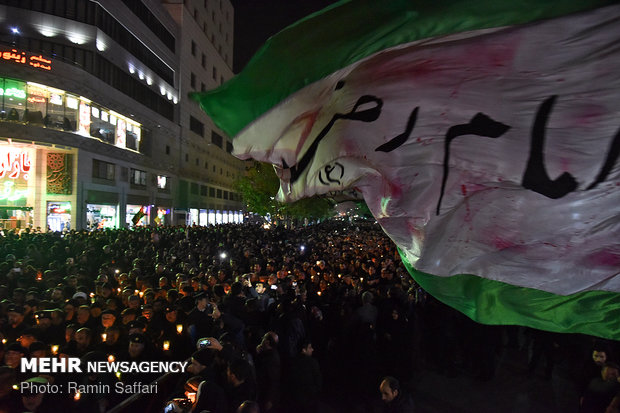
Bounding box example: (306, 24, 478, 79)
(399, 250, 620, 340)
(191, 0, 615, 138)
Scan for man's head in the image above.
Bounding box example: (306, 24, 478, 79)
(4, 343, 26, 368)
(7, 305, 24, 327)
(121, 308, 137, 325)
(237, 400, 260, 413)
(35, 311, 52, 329)
(227, 359, 251, 387)
(18, 329, 38, 349)
(104, 326, 121, 345)
(164, 307, 178, 323)
(187, 349, 213, 375)
(21, 377, 47, 411)
(379, 376, 400, 403)
(76, 305, 90, 325)
(128, 334, 146, 358)
(195, 293, 208, 311)
(75, 327, 92, 351)
(593, 350, 608, 366)
(603, 363, 620, 382)
(300, 340, 314, 357)
(101, 310, 116, 328)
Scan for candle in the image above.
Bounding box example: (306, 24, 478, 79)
(176, 324, 183, 334)
(163, 340, 170, 351)
(51, 345, 59, 355)
(101, 333, 107, 342)
(108, 354, 115, 363)
(74, 392, 81, 401)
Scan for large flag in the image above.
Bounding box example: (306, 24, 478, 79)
(192, 0, 620, 339)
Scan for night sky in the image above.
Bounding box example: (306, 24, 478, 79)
(231, 0, 338, 73)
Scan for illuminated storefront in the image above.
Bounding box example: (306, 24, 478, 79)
(199, 209, 208, 226)
(0, 145, 34, 230)
(189, 208, 199, 226)
(86, 204, 118, 230)
(126, 205, 149, 227)
(155, 208, 170, 226)
(47, 202, 71, 232)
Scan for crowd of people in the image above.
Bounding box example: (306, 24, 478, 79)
(0, 221, 616, 413)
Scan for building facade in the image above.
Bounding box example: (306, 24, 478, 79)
(0, 0, 244, 231)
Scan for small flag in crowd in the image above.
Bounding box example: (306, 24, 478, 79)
(132, 208, 145, 226)
(192, 0, 620, 339)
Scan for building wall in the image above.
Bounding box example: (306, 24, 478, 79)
(163, 0, 245, 214)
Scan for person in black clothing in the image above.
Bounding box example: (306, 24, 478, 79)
(226, 358, 256, 413)
(379, 376, 415, 413)
(578, 341, 613, 403)
(175, 374, 228, 413)
(579, 362, 620, 413)
(0, 366, 21, 413)
(287, 340, 322, 413)
(3, 305, 27, 343)
(255, 331, 280, 412)
(187, 292, 214, 343)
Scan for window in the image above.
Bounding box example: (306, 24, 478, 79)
(195, 158, 199, 166)
(185, 154, 189, 162)
(212, 165, 216, 172)
(201, 83, 206, 92)
(190, 72, 196, 89)
(92, 159, 115, 181)
(202, 53, 206, 68)
(223, 191, 228, 200)
(190, 116, 204, 137)
(191, 40, 196, 56)
(226, 141, 233, 153)
(220, 168, 223, 175)
(204, 161, 208, 169)
(212, 66, 217, 80)
(190, 182, 199, 194)
(216, 189, 222, 198)
(211, 131, 223, 148)
(209, 187, 215, 197)
(200, 185, 207, 196)
(166, 145, 170, 155)
(130, 169, 147, 186)
(157, 175, 169, 190)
